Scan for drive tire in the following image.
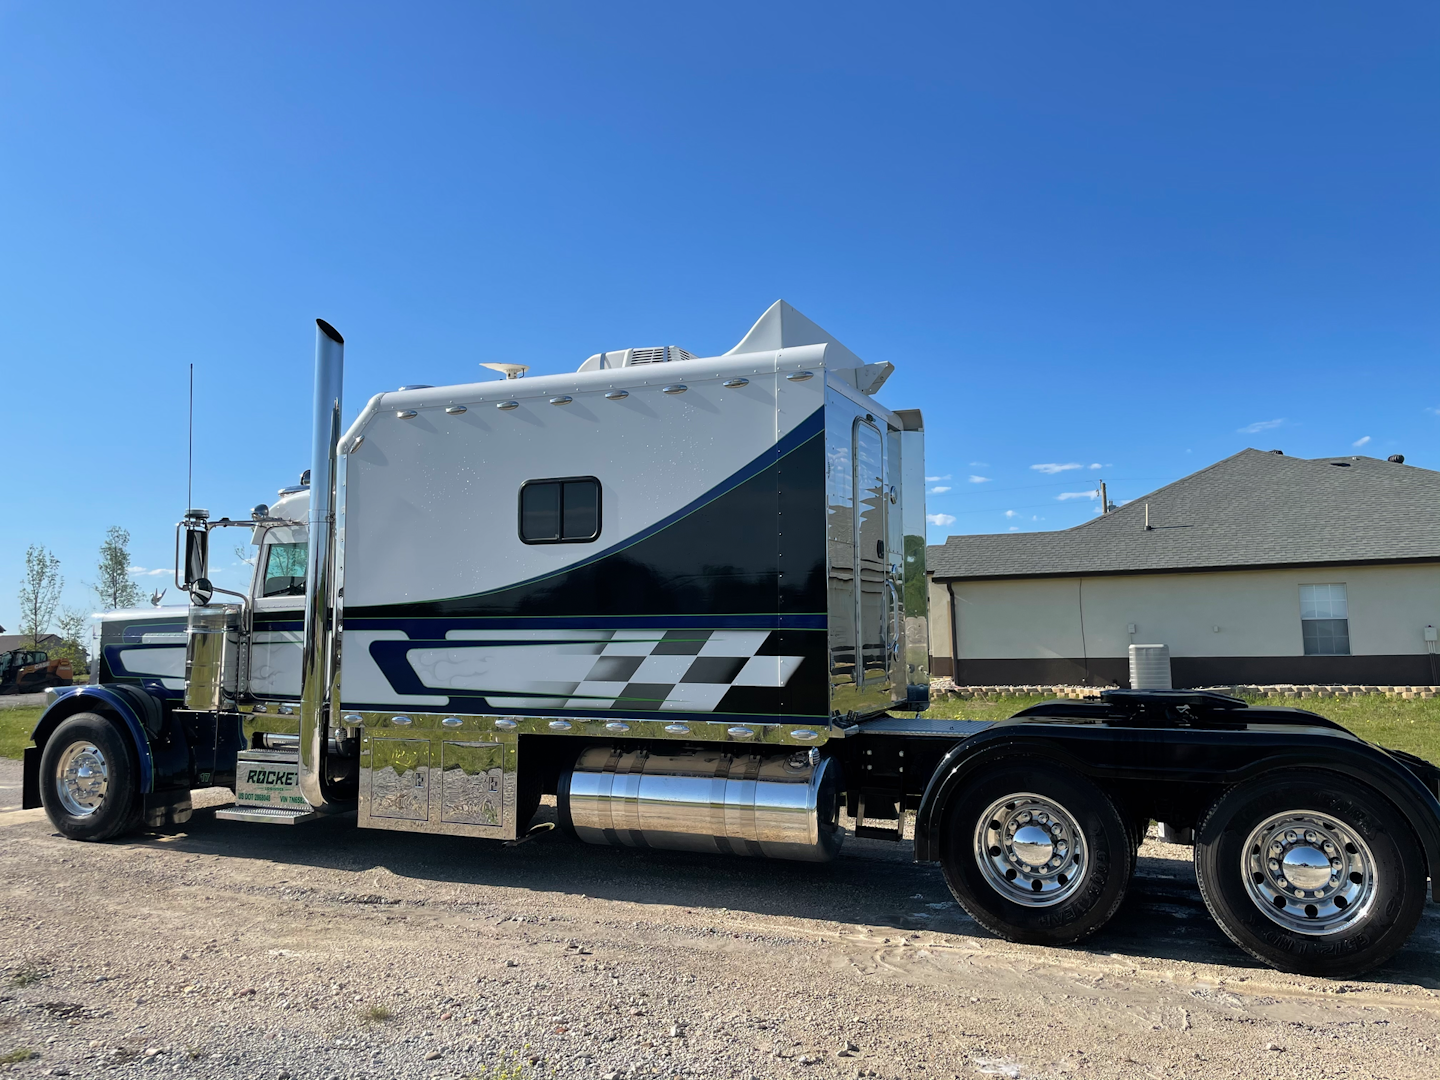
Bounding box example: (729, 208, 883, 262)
(939, 762, 1133, 946)
(38, 713, 142, 842)
(1194, 770, 1426, 978)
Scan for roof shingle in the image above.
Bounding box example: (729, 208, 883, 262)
(928, 450, 1440, 580)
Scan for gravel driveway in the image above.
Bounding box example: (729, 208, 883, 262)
(1, 757, 1437, 1079)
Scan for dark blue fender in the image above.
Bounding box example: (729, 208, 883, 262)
(22, 684, 168, 808)
(912, 717, 1440, 902)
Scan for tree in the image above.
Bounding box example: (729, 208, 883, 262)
(93, 526, 142, 611)
(53, 607, 92, 676)
(18, 544, 63, 649)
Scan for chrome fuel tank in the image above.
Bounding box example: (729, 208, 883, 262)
(560, 745, 843, 862)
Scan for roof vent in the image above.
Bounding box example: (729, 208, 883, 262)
(1389, 454, 1405, 464)
(1331, 461, 1351, 468)
(578, 346, 695, 372)
(1269, 449, 1284, 455)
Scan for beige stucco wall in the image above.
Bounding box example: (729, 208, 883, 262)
(933, 563, 1440, 662)
(927, 575, 953, 664)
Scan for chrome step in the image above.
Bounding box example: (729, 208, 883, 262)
(214, 805, 318, 825)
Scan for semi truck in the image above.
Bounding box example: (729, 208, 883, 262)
(23, 302, 1440, 978)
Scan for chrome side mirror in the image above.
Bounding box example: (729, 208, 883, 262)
(189, 576, 214, 607)
(183, 528, 209, 588)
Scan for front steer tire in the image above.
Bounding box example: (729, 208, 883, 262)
(38, 713, 143, 841)
(939, 762, 1133, 946)
(1194, 770, 1426, 978)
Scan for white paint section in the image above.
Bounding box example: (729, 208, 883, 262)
(250, 630, 304, 699)
(340, 629, 449, 706)
(734, 655, 804, 687)
(698, 630, 770, 656)
(407, 644, 602, 691)
(660, 683, 731, 712)
(116, 647, 185, 678)
(564, 682, 627, 710)
(342, 347, 831, 609)
(337, 626, 807, 712)
(630, 654, 698, 685)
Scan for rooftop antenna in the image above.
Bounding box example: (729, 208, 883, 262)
(187, 363, 194, 513)
(481, 362, 529, 380)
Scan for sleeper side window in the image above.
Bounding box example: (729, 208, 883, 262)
(519, 477, 602, 543)
(262, 542, 309, 597)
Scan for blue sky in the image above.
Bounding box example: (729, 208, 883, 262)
(1, 2, 1436, 633)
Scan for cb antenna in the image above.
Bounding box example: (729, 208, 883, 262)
(187, 362, 194, 513)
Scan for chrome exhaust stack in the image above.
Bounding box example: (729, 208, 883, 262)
(299, 318, 345, 811)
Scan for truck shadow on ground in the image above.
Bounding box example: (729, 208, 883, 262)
(136, 802, 1440, 990)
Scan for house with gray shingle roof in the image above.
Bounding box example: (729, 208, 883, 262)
(926, 450, 1440, 687)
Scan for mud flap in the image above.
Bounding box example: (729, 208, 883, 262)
(22, 746, 40, 809)
(143, 789, 193, 827)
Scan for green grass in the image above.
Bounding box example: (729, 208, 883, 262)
(923, 693, 1440, 762)
(7, 962, 45, 988)
(3, 693, 1435, 766)
(0, 707, 40, 760)
(360, 1003, 394, 1024)
(0, 1048, 35, 1065)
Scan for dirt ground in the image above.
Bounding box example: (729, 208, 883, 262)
(1, 758, 1438, 1080)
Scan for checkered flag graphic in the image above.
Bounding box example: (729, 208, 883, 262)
(398, 628, 806, 712)
(563, 629, 802, 712)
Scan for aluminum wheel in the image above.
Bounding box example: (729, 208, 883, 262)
(54, 741, 110, 818)
(973, 792, 1088, 907)
(1241, 810, 1377, 936)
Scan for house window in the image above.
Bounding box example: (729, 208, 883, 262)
(519, 477, 602, 543)
(1300, 583, 1350, 656)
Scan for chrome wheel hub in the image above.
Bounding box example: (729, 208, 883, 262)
(1242, 811, 1376, 936)
(55, 741, 109, 817)
(974, 793, 1088, 907)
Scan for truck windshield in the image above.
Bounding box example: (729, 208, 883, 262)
(262, 542, 308, 597)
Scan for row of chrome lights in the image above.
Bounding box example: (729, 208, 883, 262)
(389, 370, 815, 419)
(341, 711, 821, 742)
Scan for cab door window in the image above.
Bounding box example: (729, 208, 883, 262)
(261, 542, 308, 597)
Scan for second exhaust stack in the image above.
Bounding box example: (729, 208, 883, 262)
(299, 318, 345, 811)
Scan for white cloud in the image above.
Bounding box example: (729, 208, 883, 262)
(926, 513, 956, 527)
(925, 474, 951, 482)
(1004, 510, 1018, 518)
(967, 475, 991, 484)
(1008, 526, 1020, 532)
(1093, 507, 1103, 515)
(1057, 490, 1099, 501)
(1427, 407, 1440, 416)
(1238, 418, 1285, 434)
(969, 461, 989, 468)
(1088, 463, 1103, 469)
(1352, 435, 1371, 447)
(127, 566, 172, 577)
(928, 486, 952, 494)
(1031, 462, 1082, 474)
